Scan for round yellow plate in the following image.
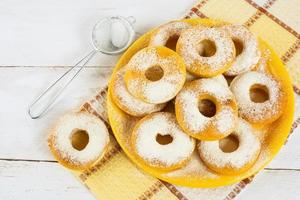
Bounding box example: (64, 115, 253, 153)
(107, 18, 295, 187)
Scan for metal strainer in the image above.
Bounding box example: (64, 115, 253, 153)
(28, 16, 136, 119)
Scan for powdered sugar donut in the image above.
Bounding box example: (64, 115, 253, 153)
(110, 66, 165, 117)
(213, 74, 228, 86)
(177, 26, 235, 77)
(131, 112, 195, 171)
(48, 112, 110, 170)
(149, 21, 192, 48)
(175, 78, 238, 140)
(223, 25, 261, 76)
(198, 118, 261, 175)
(254, 45, 272, 74)
(186, 72, 228, 86)
(124, 46, 186, 104)
(230, 71, 286, 124)
(186, 71, 198, 82)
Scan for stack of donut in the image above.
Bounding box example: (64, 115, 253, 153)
(109, 20, 287, 175)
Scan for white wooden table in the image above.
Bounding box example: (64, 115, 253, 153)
(1, 0, 299, 199)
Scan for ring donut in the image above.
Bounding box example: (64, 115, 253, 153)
(124, 46, 186, 104)
(186, 72, 228, 87)
(48, 112, 110, 170)
(223, 25, 261, 76)
(131, 112, 195, 171)
(198, 118, 261, 175)
(254, 44, 272, 74)
(213, 74, 228, 86)
(149, 21, 192, 49)
(110, 66, 165, 116)
(175, 78, 238, 140)
(176, 26, 235, 77)
(230, 71, 286, 124)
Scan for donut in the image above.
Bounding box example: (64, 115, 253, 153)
(186, 72, 228, 86)
(110, 66, 166, 117)
(223, 25, 261, 76)
(254, 45, 272, 74)
(149, 21, 192, 49)
(213, 74, 228, 86)
(198, 118, 261, 175)
(230, 71, 286, 124)
(48, 112, 110, 170)
(175, 78, 238, 140)
(124, 46, 186, 104)
(176, 26, 235, 77)
(186, 71, 198, 82)
(131, 112, 195, 171)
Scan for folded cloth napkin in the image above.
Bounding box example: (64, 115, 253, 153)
(68, 0, 300, 199)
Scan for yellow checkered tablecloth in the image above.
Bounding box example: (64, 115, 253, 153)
(66, 1, 300, 199)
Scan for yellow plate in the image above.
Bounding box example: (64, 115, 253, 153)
(107, 18, 295, 187)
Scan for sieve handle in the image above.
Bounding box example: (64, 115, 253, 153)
(28, 50, 96, 119)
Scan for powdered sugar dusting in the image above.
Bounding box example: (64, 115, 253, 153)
(126, 47, 185, 104)
(223, 25, 261, 76)
(133, 112, 195, 167)
(212, 74, 228, 86)
(111, 66, 165, 116)
(52, 112, 109, 165)
(200, 78, 232, 101)
(142, 73, 182, 103)
(149, 21, 191, 46)
(177, 26, 235, 75)
(256, 48, 271, 73)
(230, 71, 284, 122)
(199, 119, 261, 169)
(215, 107, 236, 133)
(165, 151, 218, 179)
(179, 89, 209, 133)
(176, 78, 237, 136)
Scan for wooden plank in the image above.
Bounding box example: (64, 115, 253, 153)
(1, 159, 299, 200)
(0, 0, 299, 199)
(0, 160, 94, 200)
(237, 169, 300, 200)
(0, 67, 111, 160)
(0, 0, 197, 67)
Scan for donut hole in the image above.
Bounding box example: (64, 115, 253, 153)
(198, 39, 216, 57)
(232, 38, 244, 56)
(219, 134, 239, 153)
(250, 84, 269, 103)
(156, 133, 173, 145)
(145, 65, 164, 81)
(198, 99, 216, 118)
(70, 129, 89, 151)
(165, 35, 179, 51)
